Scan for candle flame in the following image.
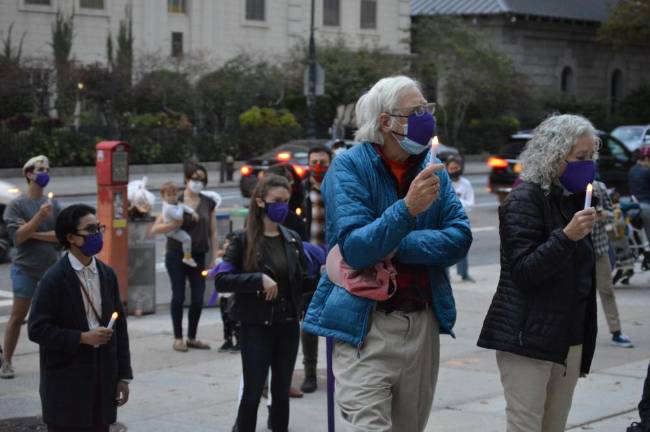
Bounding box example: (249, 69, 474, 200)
(48, 192, 54, 199)
(201, 270, 209, 277)
(586, 183, 593, 192)
(111, 312, 118, 320)
(432, 136, 439, 146)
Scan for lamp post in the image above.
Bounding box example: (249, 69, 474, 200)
(306, 0, 317, 138)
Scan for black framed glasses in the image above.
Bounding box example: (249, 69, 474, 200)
(77, 224, 106, 235)
(391, 102, 436, 118)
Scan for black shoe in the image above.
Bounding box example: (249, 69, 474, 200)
(218, 340, 234, 352)
(613, 269, 623, 285)
(627, 422, 648, 432)
(300, 375, 317, 393)
(229, 342, 241, 353)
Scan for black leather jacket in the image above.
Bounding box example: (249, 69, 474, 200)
(477, 182, 597, 374)
(214, 226, 317, 325)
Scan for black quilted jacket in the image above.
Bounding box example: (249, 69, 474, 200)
(477, 182, 597, 375)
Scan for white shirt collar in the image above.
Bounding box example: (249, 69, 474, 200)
(68, 252, 98, 274)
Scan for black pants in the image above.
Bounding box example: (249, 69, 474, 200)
(220, 296, 239, 342)
(641, 361, 650, 425)
(165, 249, 206, 340)
(236, 322, 300, 432)
(301, 327, 318, 373)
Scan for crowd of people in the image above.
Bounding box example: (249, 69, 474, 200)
(0, 74, 648, 432)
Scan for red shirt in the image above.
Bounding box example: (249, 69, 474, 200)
(373, 145, 431, 307)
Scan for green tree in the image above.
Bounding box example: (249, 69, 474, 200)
(51, 10, 74, 119)
(411, 16, 531, 150)
(284, 37, 406, 137)
(599, 0, 650, 48)
(0, 23, 31, 119)
(106, 6, 134, 117)
(196, 54, 285, 135)
(132, 69, 194, 116)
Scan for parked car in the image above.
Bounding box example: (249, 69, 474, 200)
(0, 180, 21, 262)
(488, 130, 635, 202)
(611, 125, 650, 151)
(239, 139, 328, 198)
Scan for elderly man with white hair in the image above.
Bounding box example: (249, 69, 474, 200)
(1, 155, 61, 379)
(303, 76, 472, 431)
(478, 114, 599, 432)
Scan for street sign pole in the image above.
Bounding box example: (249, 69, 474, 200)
(307, 0, 317, 139)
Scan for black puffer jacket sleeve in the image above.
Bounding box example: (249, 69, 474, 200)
(214, 231, 264, 294)
(500, 184, 577, 291)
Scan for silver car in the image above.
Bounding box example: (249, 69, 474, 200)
(611, 125, 650, 151)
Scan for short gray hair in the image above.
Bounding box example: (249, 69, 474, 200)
(520, 114, 600, 192)
(354, 76, 421, 145)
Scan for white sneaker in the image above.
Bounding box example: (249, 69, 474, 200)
(182, 257, 198, 267)
(0, 362, 15, 379)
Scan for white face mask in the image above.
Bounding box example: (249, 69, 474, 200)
(188, 180, 204, 193)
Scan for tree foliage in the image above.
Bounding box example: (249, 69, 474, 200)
(411, 16, 531, 151)
(132, 70, 194, 117)
(599, 0, 650, 49)
(0, 23, 31, 120)
(50, 10, 75, 118)
(284, 37, 406, 137)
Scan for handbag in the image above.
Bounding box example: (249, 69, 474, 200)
(325, 244, 397, 301)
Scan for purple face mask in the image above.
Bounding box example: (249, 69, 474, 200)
(392, 112, 436, 155)
(34, 172, 50, 188)
(264, 202, 289, 223)
(559, 160, 596, 193)
(79, 233, 104, 257)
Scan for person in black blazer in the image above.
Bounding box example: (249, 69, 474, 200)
(28, 204, 133, 432)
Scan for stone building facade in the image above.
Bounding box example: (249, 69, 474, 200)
(412, 0, 650, 113)
(1, 0, 410, 67)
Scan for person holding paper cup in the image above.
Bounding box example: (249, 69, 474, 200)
(478, 114, 599, 432)
(28, 204, 133, 432)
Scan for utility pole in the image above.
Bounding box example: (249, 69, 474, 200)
(306, 0, 317, 138)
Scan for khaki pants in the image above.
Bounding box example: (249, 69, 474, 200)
(595, 253, 621, 334)
(333, 308, 440, 432)
(497, 345, 583, 432)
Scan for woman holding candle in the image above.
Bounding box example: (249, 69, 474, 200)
(151, 162, 219, 352)
(28, 204, 133, 432)
(214, 174, 316, 432)
(478, 114, 599, 432)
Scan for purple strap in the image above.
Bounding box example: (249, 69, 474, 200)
(327, 336, 335, 432)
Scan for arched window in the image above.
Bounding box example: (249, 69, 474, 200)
(561, 67, 575, 95)
(610, 69, 623, 113)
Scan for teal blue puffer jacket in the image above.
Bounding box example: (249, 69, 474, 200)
(303, 143, 473, 348)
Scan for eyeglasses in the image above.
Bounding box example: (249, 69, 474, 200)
(77, 224, 106, 235)
(391, 102, 436, 118)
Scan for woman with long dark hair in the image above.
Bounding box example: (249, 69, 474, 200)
(215, 174, 313, 432)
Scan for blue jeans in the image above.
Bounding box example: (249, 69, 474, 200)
(456, 255, 470, 279)
(165, 249, 206, 340)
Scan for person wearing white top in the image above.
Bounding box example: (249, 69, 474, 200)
(446, 156, 475, 282)
(160, 181, 199, 267)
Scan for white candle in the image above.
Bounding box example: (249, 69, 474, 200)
(431, 136, 440, 164)
(584, 183, 593, 209)
(107, 312, 118, 330)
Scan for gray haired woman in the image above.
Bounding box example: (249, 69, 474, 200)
(478, 114, 599, 432)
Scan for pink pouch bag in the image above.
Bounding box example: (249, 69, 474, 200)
(325, 244, 397, 301)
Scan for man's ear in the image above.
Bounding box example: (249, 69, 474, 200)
(379, 113, 392, 133)
(255, 197, 265, 209)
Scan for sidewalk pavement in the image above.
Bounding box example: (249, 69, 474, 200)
(1, 262, 648, 431)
